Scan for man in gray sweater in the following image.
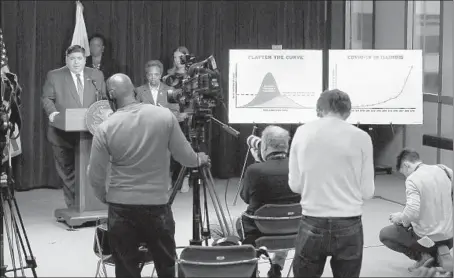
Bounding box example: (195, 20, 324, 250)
(87, 73, 210, 278)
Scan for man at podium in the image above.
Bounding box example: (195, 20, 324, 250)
(41, 45, 106, 208)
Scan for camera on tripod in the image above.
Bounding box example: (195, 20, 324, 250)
(0, 71, 37, 278)
(166, 54, 222, 121)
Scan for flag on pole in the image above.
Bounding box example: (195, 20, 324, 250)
(70, 1, 90, 57)
(0, 28, 22, 163)
(0, 29, 10, 73)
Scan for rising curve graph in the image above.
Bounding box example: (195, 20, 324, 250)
(332, 65, 414, 108)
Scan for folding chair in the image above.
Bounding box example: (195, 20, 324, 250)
(178, 245, 259, 277)
(93, 220, 155, 277)
(240, 203, 302, 277)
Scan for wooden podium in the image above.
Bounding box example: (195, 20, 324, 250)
(51, 108, 107, 227)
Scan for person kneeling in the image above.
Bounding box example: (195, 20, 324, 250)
(211, 126, 301, 278)
(379, 149, 453, 273)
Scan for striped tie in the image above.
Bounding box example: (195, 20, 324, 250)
(76, 73, 84, 104)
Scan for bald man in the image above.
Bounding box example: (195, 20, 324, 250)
(87, 74, 210, 278)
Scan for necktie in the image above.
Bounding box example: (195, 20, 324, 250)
(76, 73, 84, 104)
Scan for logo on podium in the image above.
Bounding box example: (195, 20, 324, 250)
(85, 100, 113, 135)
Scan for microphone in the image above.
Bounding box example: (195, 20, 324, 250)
(206, 115, 240, 138)
(91, 79, 101, 101)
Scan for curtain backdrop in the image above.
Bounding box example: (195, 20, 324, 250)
(0, 0, 329, 190)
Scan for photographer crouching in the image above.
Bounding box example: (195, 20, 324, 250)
(211, 126, 301, 278)
(87, 73, 210, 278)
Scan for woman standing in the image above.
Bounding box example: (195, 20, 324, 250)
(86, 34, 116, 80)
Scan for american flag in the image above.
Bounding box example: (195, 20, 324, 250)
(1, 28, 22, 164)
(1, 28, 8, 71)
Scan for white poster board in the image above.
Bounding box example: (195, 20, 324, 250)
(329, 49, 423, 125)
(228, 49, 323, 124)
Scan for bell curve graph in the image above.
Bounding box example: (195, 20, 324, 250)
(228, 49, 323, 124)
(328, 49, 423, 125)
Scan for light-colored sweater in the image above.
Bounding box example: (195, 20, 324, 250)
(401, 164, 453, 242)
(87, 103, 199, 205)
(288, 117, 375, 217)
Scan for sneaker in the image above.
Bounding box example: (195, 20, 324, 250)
(437, 245, 454, 272)
(409, 253, 433, 272)
(267, 264, 282, 278)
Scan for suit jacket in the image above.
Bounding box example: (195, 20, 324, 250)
(41, 66, 106, 147)
(135, 82, 179, 115)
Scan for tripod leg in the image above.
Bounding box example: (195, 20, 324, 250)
(202, 168, 232, 236)
(8, 197, 29, 277)
(200, 181, 209, 246)
(190, 173, 203, 246)
(167, 166, 188, 207)
(9, 191, 38, 277)
(1, 194, 18, 277)
(233, 148, 251, 206)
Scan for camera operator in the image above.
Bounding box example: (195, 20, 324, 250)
(379, 149, 453, 273)
(87, 73, 210, 278)
(211, 126, 300, 278)
(165, 46, 190, 83)
(289, 89, 375, 278)
(163, 46, 191, 192)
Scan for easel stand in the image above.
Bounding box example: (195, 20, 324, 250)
(232, 126, 258, 206)
(357, 123, 394, 175)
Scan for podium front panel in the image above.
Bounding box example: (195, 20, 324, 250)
(75, 132, 107, 212)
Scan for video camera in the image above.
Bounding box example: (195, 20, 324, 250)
(166, 54, 222, 120)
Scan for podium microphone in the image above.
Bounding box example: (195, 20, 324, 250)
(91, 79, 101, 101)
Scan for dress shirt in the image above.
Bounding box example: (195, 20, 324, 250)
(70, 70, 84, 92)
(149, 83, 159, 105)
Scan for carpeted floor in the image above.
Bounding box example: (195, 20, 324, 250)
(1, 174, 435, 277)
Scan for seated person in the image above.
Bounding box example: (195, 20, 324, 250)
(379, 149, 453, 273)
(211, 126, 301, 278)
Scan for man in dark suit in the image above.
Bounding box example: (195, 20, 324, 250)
(136, 60, 189, 192)
(41, 44, 106, 208)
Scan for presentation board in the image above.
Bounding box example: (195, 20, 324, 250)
(228, 49, 323, 124)
(329, 49, 423, 125)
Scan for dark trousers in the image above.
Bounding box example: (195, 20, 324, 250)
(379, 224, 453, 261)
(52, 145, 75, 208)
(293, 215, 363, 278)
(108, 203, 177, 278)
